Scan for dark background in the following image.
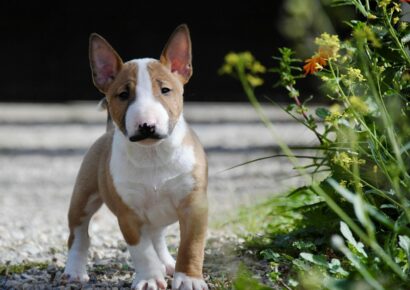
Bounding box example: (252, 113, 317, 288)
(1, 1, 291, 103)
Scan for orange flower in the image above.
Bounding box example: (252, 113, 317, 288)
(303, 54, 327, 75)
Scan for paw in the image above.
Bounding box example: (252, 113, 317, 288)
(157, 249, 176, 276)
(172, 272, 208, 290)
(132, 275, 167, 290)
(161, 256, 176, 276)
(62, 270, 89, 283)
(164, 262, 176, 276)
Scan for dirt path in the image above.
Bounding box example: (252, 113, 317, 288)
(0, 103, 315, 288)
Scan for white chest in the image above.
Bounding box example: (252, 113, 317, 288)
(109, 128, 196, 227)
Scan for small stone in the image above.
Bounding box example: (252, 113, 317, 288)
(21, 273, 34, 281)
(5, 280, 21, 288)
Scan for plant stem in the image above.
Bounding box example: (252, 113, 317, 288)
(382, 7, 410, 67)
(327, 60, 396, 161)
(356, 42, 410, 222)
(293, 94, 325, 145)
(236, 63, 301, 166)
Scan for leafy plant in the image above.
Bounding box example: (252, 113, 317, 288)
(220, 0, 410, 288)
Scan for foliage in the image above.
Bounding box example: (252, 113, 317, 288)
(220, 0, 410, 289)
(232, 265, 273, 290)
(0, 262, 49, 275)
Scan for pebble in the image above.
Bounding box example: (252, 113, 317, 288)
(0, 231, 250, 289)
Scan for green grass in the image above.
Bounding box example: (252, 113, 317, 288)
(0, 261, 49, 275)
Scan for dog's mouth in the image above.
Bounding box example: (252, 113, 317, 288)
(128, 132, 168, 143)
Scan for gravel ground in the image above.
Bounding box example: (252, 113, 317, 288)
(0, 102, 318, 289)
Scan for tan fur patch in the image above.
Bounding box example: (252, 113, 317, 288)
(174, 129, 208, 277)
(147, 61, 184, 131)
(176, 190, 208, 278)
(66, 133, 110, 249)
(105, 62, 138, 134)
(66, 131, 143, 247)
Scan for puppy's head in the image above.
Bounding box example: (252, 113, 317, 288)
(89, 25, 192, 145)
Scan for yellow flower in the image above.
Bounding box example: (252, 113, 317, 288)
(354, 157, 366, 165)
(325, 104, 343, 123)
(353, 25, 381, 48)
(349, 96, 369, 115)
(315, 33, 340, 60)
(246, 74, 264, 87)
(392, 2, 401, 13)
(377, 65, 386, 74)
(220, 51, 265, 84)
(347, 67, 365, 82)
(225, 52, 239, 65)
(251, 61, 266, 74)
(342, 68, 365, 87)
(219, 64, 232, 75)
(241, 51, 254, 64)
(332, 152, 353, 169)
(393, 17, 400, 25)
(329, 103, 342, 114)
(378, 0, 391, 8)
(367, 14, 377, 20)
(325, 112, 341, 123)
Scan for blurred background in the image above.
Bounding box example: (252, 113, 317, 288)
(0, 0, 353, 103)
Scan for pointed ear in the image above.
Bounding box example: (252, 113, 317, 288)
(160, 24, 192, 84)
(89, 33, 123, 93)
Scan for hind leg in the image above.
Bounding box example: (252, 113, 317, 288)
(64, 191, 102, 282)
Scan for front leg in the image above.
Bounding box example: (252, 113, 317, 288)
(173, 191, 208, 290)
(118, 215, 167, 290)
(151, 227, 176, 276)
(128, 236, 167, 290)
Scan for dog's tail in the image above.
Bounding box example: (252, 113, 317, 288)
(97, 97, 114, 132)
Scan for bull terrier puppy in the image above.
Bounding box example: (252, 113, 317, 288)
(63, 24, 208, 290)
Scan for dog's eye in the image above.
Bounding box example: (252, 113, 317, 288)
(118, 91, 129, 101)
(161, 87, 171, 94)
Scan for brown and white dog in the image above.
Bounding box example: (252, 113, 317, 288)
(63, 25, 208, 290)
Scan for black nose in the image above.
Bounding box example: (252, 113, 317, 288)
(138, 123, 156, 136)
(129, 123, 166, 142)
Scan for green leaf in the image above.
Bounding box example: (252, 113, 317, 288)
(352, 194, 369, 229)
(292, 258, 310, 271)
(285, 104, 297, 112)
(292, 240, 317, 251)
(260, 249, 281, 262)
(328, 258, 349, 276)
(398, 235, 410, 260)
(315, 107, 331, 119)
(340, 221, 356, 245)
(300, 252, 328, 267)
(340, 222, 368, 258)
